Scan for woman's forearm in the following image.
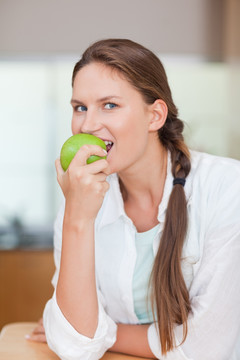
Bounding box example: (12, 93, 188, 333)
(56, 214, 98, 338)
(110, 323, 156, 358)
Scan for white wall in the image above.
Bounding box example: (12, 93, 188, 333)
(0, 0, 224, 59)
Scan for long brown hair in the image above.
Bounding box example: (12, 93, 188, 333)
(72, 39, 191, 355)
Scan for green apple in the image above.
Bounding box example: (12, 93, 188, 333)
(60, 134, 107, 171)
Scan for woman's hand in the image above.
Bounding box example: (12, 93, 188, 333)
(25, 318, 46, 343)
(55, 145, 110, 223)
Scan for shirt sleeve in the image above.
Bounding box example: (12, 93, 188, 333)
(43, 202, 117, 360)
(148, 176, 240, 360)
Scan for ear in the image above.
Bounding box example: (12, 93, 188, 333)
(148, 99, 168, 132)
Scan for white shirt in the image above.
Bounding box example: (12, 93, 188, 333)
(43, 150, 240, 360)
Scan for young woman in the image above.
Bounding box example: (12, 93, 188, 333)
(30, 39, 240, 359)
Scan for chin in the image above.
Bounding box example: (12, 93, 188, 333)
(106, 150, 129, 175)
(107, 162, 117, 175)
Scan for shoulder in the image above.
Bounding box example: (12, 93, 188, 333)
(189, 149, 240, 192)
(188, 150, 240, 230)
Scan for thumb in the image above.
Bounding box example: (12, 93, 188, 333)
(55, 158, 64, 176)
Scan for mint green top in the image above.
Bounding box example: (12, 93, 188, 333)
(132, 224, 159, 324)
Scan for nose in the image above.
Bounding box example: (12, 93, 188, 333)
(73, 109, 102, 135)
(81, 108, 103, 134)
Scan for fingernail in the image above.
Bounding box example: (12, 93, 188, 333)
(103, 149, 107, 155)
(25, 334, 30, 340)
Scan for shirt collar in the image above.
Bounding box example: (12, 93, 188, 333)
(96, 151, 193, 230)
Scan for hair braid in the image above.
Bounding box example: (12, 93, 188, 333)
(150, 115, 192, 353)
(160, 116, 191, 178)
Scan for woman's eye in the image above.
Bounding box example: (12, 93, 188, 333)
(76, 105, 87, 112)
(104, 103, 117, 110)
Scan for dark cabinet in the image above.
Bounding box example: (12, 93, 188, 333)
(0, 250, 55, 329)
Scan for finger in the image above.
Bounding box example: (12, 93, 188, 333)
(101, 180, 110, 197)
(93, 172, 108, 182)
(55, 157, 64, 177)
(85, 159, 110, 176)
(25, 333, 47, 343)
(70, 145, 107, 167)
(31, 325, 45, 334)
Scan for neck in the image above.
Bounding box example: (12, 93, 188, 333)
(118, 138, 168, 209)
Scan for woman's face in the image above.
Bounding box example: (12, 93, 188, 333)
(71, 62, 154, 174)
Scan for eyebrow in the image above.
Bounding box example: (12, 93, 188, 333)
(70, 95, 122, 105)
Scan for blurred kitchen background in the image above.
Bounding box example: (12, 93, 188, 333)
(0, 0, 239, 328)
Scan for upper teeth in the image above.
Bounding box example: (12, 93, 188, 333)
(104, 141, 113, 146)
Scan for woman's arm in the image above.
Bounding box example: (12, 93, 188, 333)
(42, 147, 118, 360)
(110, 323, 156, 359)
(56, 216, 98, 337)
(55, 145, 110, 337)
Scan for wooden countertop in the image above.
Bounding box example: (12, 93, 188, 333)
(0, 322, 150, 360)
